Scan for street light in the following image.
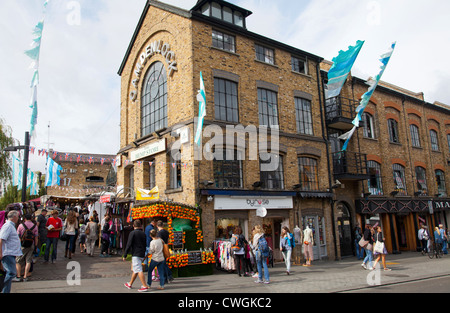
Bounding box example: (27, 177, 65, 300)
(3, 132, 30, 203)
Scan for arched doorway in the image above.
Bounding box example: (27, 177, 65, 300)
(336, 202, 353, 257)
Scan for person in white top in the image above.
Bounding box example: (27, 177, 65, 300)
(147, 229, 166, 290)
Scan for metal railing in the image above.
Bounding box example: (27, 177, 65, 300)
(332, 151, 368, 179)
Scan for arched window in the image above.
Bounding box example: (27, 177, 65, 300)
(410, 124, 421, 147)
(415, 166, 428, 194)
(435, 170, 447, 196)
(141, 62, 168, 137)
(430, 129, 439, 151)
(367, 161, 383, 195)
(363, 113, 375, 139)
(392, 163, 407, 195)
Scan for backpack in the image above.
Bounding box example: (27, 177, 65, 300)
(258, 235, 270, 258)
(288, 233, 295, 248)
(21, 223, 36, 248)
(231, 234, 244, 252)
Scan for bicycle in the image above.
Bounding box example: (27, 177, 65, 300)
(427, 242, 444, 259)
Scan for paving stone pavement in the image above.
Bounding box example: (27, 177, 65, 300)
(9, 240, 450, 294)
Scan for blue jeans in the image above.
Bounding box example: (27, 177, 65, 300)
(44, 237, 59, 262)
(281, 249, 292, 272)
(363, 248, 373, 268)
(1, 255, 17, 293)
(147, 259, 166, 287)
(65, 235, 76, 254)
(255, 251, 270, 282)
(355, 239, 364, 259)
(443, 240, 448, 254)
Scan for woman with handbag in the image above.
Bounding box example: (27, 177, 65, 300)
(361, 225, 374, 270)
(372, 226, 391, 271)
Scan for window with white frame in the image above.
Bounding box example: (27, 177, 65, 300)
(255, 44, 274, 65)
(430, 129, 439, 151)
(410, 124, 421, 148)
(363, 113, 376, 139)
(291, 56, 307, 74)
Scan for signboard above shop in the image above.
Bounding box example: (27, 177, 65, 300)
(214, 195, 293, 210)
(130, 138, 166, 161)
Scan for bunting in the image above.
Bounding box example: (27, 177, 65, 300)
(339, 42, 396, 151)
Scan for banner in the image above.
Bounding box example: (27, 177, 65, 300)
(45, 156, 62, 187)
(326, 40, 365, 99)
(194, 72, 206, 146)
(136, 186, 159, 201)
(340, 42, 396, 151)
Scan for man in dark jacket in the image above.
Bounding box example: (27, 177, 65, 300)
(122, 219, 149, 292)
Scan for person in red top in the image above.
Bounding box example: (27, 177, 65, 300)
(44, 210, 63, 264)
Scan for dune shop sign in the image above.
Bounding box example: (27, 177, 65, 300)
(130, 40, 178, 102)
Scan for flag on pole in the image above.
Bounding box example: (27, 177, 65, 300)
(326, 40, 365, 99)
(45, 156, 62, 187)
(339, 42, 396, 151)
(194, 72, 206, 146)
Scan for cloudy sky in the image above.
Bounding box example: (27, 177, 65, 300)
(1, 0, 449, 173)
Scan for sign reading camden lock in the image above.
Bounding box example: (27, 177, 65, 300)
(129, 40, 178, 102)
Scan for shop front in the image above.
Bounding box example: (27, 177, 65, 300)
(210, 192, 295, 263)
(356, 197, 449, 253)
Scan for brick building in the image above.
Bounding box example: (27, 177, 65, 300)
(117, 0, 338, 261)
(46, 152, 116, 198)
(323, 62, 450, 255)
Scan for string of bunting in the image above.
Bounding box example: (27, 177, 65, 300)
(29, 147, 193, 168)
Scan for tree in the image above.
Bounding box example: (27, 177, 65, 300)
(0, 118, 14, 182)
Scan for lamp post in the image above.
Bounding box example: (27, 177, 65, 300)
(4, 132, 30, 203)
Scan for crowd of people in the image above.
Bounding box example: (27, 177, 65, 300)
(0, 203, 114, 293)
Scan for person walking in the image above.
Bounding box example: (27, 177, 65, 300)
(434, 226, 443, 252)
(35, 208, 48, 253)
(231, 226, 247, 277)
(361, 224, 374, 270)
(372, 226, 391, 271)
(15, 214, 38, 281)
(0, 211, 23, 293)
(156, 220, 173, 284)
(354, 224, 364, 260)
(123, 219, 150, 292)
(252, 225, 270, 284)
(418, 224, 430, 254)
(439, 224, 448, 254)
(280, 226, 294, 275)
(44, 210, 63, 264)
(100, 216, 111, 257)
(85, 216, 98, 257)
(146, 229, 166, 290)
(63, 211, 78, 259)
(78, 218, 86, 254)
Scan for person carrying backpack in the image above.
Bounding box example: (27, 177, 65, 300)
(252, 225, 270, 284)
(231, 226, 247, 277)
(280, 226, 294, 275)
(16, 214, 38, 282)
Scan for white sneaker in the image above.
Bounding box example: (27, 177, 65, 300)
(361, 263, 367, 269)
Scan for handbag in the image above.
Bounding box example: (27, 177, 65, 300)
(161, 239, 170, 259)
(60, 232, 68, 241)
(359, 238, 369, 248)
(374, 240, 385, 254)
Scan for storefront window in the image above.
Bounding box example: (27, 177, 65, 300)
(215, 217, 246, 239)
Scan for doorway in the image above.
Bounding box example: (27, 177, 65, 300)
(336, 202, 353, 257)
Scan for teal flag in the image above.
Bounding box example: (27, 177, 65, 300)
(340, 42, 396, 151)
(194, 72, 206, 146)
(326, 40, 365, 99)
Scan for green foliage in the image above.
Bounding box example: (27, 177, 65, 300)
(0, 118, 14, 182)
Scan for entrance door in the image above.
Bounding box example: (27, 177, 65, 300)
(395, 215, 408, 249)
(302, 216, 327, 260)
(336, 202, 353, 257)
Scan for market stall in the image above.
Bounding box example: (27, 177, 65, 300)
(131, 201, 214, 277)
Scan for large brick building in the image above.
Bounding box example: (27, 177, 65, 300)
(322, 60, 450, 255)
(117, 0, 338, 261)
(116, 0, 450, 260)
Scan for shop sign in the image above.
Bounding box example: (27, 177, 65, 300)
(434, 200, 450, 210)
(130, 138, 166, 161)
(129, 40, 178, 102)
(99, 195, 111, 203)
(214, 195, 293, 210)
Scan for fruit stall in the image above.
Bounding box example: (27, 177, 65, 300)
(131, 201, 214, 277)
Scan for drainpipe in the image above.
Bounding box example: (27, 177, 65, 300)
(316, 62, 339, 261)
